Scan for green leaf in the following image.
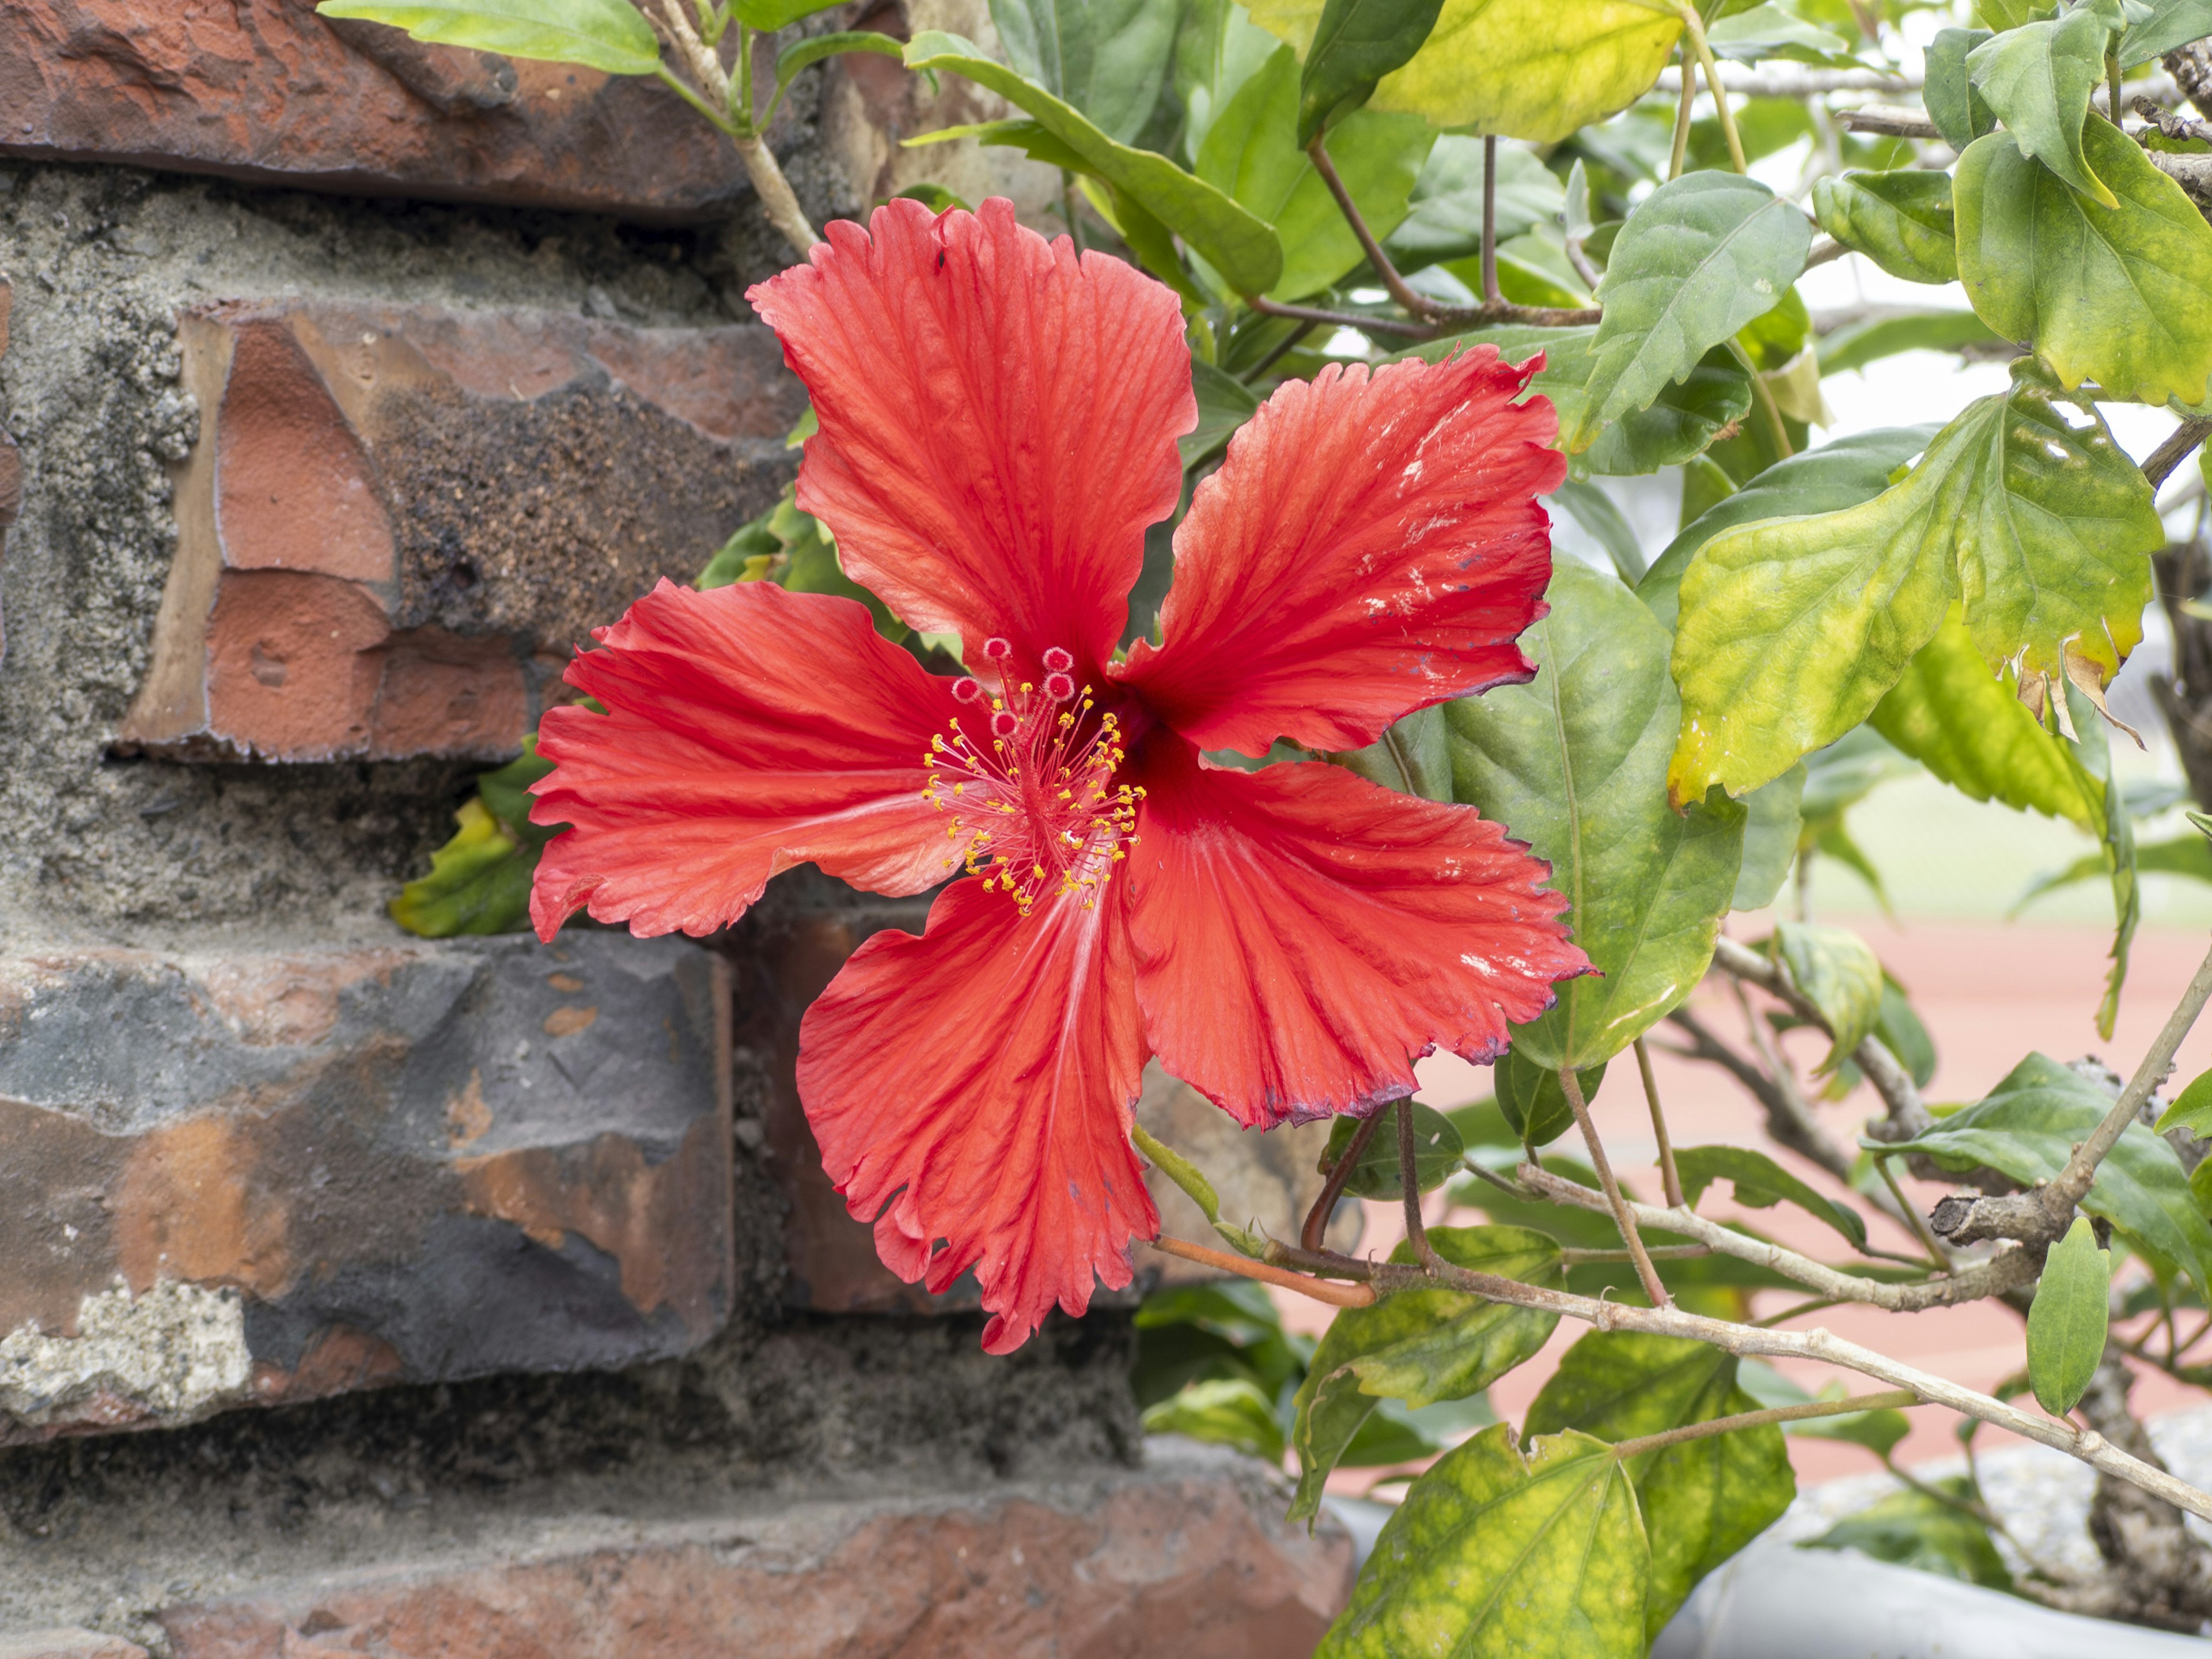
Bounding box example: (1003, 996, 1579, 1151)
(317, 0, 662, 74)
(1805, 1479, 2013, 1590)
(992, 0, 1090, 98)
(1183, 358, 1262, 467)
(773, 32, 906, 105)
(734, 0, 847, 30)
(1565, 173, 1810, 454)
(1197, 44, 1433, 298)
(1666, 370, 2161, 804)
(2069, 691, 2141, 1040)
(1296, 0, 1450, 144)
(389, 738, 559, 938)
(1675, 1144, 1868, 1249)
(1810, 169, 1959, 285)
(1956, 118, 2212, 408)
(1142, 1376, 1288, 1460)
(1328, 702, 1457, 802)
(2155, 1069, 2212, 1138)
(1290, 1226, 1563, 1520)
(2028, 1216, 2112, 1416)
(1550, 480, 1648, 584)
(1526, 1331, 1794, 1639)
(1967, 7, 2120, 209)
(1319, 1101, 1467, 1199)
(1887, 1052, 2212, 1293)
(1381, 137, 1565, 271)
(1732, 767, 1805, 911)
(1412, 326, 1751, 478)
(2120, 0, 2212, 66)
(1495, 1050, 1611, 1146)
(1319, 1425, 1649, 1659)
(1923, 25, 1997, 151)
(1797, 725, 1915, 826)
(1704, 0, 1853, 62)
(906, 32, 1285, 296)
(1817, 309, 2006, 376)
(1638, 425, 1939, 632)
(1446, 560, 1745, 1071)
(1245, 0, 1682, 145)
(1875, 976, 1938, 1090)
(1774, 920, 1883, 1072)
(1870, 613, 2099, 827)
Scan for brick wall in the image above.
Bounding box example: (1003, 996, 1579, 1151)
(0, 6, 1352, 1654)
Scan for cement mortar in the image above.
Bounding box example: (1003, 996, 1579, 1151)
(0, 1309, 1141, 1652)
(0, 160, 830, 946)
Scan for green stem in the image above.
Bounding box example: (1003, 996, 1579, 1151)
(1679, 7, 1746, 173)
(736, 22, 755, 130)
(657, 63, 738, 135)
(1669, 43, 1696, 180)
(1610, 1389, 1920, 1460)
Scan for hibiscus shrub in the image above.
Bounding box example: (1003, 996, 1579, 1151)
(336, 0, 2212, 1647)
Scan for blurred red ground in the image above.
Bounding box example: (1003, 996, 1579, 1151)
(1287, 915, 2212, 1493)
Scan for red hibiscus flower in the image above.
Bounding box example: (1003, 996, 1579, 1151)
(528, 198, 1588, 1354)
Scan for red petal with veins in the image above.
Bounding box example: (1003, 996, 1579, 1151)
(529, 579, 958, 940)
(1126, 739, 1587, 1127)
(747, 199, 1193, 680)
(1118, 349, 1566, 756)
(798, 880, 1156, 1354)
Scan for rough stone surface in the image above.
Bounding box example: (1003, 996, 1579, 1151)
(0, 1310, 1237, 1651)
(0, 932, 733, 1439)
(0, 162, 805, 941)
(118, 296, 801, 762)
(0, 1, 813, 222)
(730, 877, 1359, 1314)
(0, 1635, 146, 1659)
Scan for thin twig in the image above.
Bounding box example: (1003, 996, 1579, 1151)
(1679, 5, 1747, 173)
(1608, 1389, 1921, 1460)
(1209, 1237, 2212, 1521)
(1562, 1244, 1713, 1263)
(2145, 419, 2212, 490)
(1480, 134, 1502, 305)
(1148, 1235, 1377, 1305)
(1937, 938, 2212, 1249)
(646, 0, 816, 256)
(1805, 236, 1850, 270)
(1560, 1065, 1672, 1306)
(1754, 1294, 1842, 1326)
(1662, 1007, 1858, 1183)
(1519, 1161, 2041, 1311)
(1838, 107, 1941, 138)
(1713, 934, 1930, 1139)
(1242, 318, 1318, 385)
(1307, 136, 1437, 319)
(1245, 295, 1435, 338)
(1399, 1099, 1443, 1268)
(1635, 1036, 1686, 1208)
(1874, 1152, 1952, 1269)
(1305, 1108, 1383, 1251)
(1669, 42, 1697, 181)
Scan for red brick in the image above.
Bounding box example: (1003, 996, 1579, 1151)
(153, 1460, 1351, 1659)
(119, 299, 798, 763)
(0, 2, 797, 222)
(0, 935, 732, 1440)
(0, 1634, 147, 1659)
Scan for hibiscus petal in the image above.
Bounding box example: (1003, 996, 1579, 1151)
(1127, 740, 1586, 1127)
(747, 198, 1193, 678)
(1118, 349, 1567, 756)
(797, 879, 1156, 1354)
(529, 579, 960, 940)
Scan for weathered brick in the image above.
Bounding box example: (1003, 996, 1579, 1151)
(119, 299, 801, 763)
(730, 888, 1358, 1314)
(0, 1633, 147, 1659)
(0, 276, 17, 666)
(149, 1449, 1349, 1659)
(0, 2, 798, 221)
(0, 933, 732, 1441)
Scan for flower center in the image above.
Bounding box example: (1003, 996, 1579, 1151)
(922, 641, 1142, 915)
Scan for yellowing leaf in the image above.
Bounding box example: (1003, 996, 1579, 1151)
(1668, 367, 2160, 804)
(1871, 614, 2098, 826)
(1956, 118, 2212, 409)
(1240, 0, 1680, 143)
